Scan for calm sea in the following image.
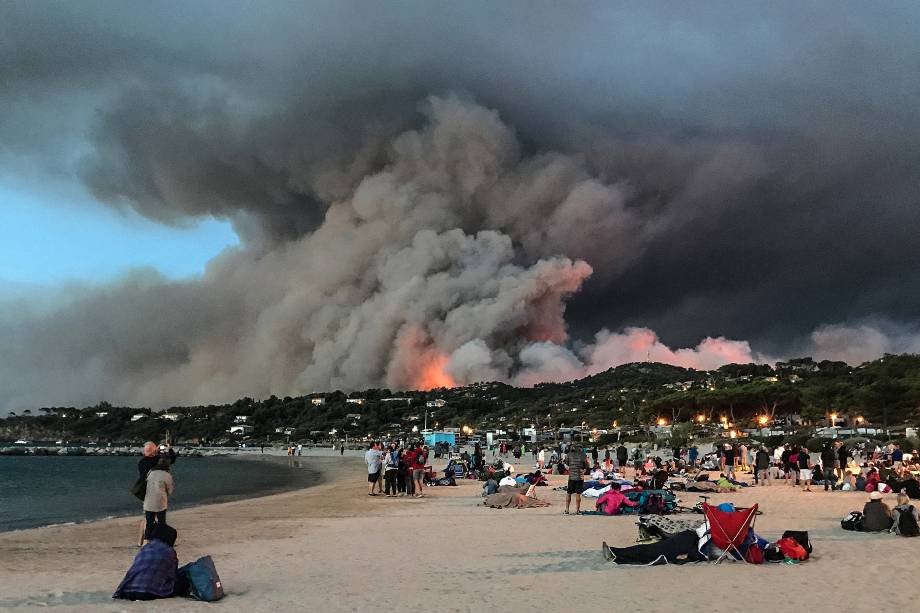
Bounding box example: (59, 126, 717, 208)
(0, 455, 316, 532)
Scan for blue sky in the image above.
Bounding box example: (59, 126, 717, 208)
(0, 184, 239, 289)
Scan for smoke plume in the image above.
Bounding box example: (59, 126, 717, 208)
(2, 3, 920, 410)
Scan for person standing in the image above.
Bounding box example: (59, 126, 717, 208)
(564, 444, 588, 515)
(798, 445, 813, 492)
(835, 441, 849, 480)
(412, 444, 427, 497)
(722, 444, 736, 480)
(136, 442, 176, 546)
(591, 446, 599, 466)
(384, 444, 399, 497)
(365, 442, 383, 496)
(340, 443, 345, 456)
(688, 445, 699, 468)
(616, 444, 628, 471)
(821, 443, 838, 491)
(403, 446, 417, 496)
(603, 447, 612, 471)
(143, 457, 174, 543)
(537, 447, 545, 469)
(754, 446, 771, 485)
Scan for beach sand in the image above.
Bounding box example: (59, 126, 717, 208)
(1, 453, 918, 612)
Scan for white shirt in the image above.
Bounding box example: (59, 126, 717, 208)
(499, 476, 518, 487)
(773, 446, 785, 461)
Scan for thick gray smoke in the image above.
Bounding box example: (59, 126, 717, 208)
(2, 3, 920, 410)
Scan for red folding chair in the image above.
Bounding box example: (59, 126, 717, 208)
(702, 503, 759, 563)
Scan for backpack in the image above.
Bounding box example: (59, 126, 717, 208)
(896, 506, 920, 537)
(179, 555, 225, 602)
(645, 493, 666, 515)
(780, 530, 812, 559)
(841, 511, 864, 531)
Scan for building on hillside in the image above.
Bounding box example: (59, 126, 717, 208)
(346, 398, 365, 405)
(95, 411, 109, 418)
(311, 398, 326, 406)
(345, 413, 362, 421)
(229, 425, 254, 435)
(160, 413, 182, 421)
(381, 397, 413, 404)
(426, 399, 446, 408)
(130, 413, 147, 422)
(234, 415, 250, 423)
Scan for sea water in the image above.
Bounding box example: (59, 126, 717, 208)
(0, 455, 315, 532)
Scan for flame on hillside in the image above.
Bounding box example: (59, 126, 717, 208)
(415, 354, 456, 390)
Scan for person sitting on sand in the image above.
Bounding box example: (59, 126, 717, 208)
(841, 470, 856, 491)
(482, 476, 498, 497)
(595, 482, 638, 516)
(715, 474, 738, 492)
(499, 474, 518, 487)
(891, 493, 920, 536)
(590, 464, 605, 480)
(862, 491, 893, 532)
(114, 524, 185, 601)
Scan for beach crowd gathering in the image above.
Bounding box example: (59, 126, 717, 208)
(106, 434, 920, 602)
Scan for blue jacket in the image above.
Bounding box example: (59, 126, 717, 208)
(113, 539, 178, 599)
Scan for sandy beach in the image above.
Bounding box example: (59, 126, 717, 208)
(2, 453, 918, 612)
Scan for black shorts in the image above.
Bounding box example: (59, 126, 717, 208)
(368, 471, 380, 483)
(567, 479, 584, 494)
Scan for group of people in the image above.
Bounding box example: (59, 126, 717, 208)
(364, 441, 430, 497)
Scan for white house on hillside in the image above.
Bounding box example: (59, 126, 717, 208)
(130, 413, 147, 422)
(346, 398, 365, 405)
(426, 399, 446, 408)
(311, 398, 326, 406)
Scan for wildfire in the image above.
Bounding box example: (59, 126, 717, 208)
(416, 354, 456, 390)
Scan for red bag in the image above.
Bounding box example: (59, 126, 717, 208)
(744, 544, 764, 564)
(776, 537, 807, 560)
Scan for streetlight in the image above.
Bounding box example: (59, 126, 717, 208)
(657, 417, 667, 427)
(696, 414, 706, 423)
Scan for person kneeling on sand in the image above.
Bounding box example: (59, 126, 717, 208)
(595, 483, 638, 516)
(861, 491, 893, 532)
(114, 524, 186, 601)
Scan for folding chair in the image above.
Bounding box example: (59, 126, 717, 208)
(702, 503, 759, 563)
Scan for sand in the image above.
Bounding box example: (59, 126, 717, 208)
(1, 451, 918, 612)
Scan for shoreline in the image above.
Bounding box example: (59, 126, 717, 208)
(3, 456, 920, 611)
(0, 452, 327, 534)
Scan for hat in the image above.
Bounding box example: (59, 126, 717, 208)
(870, 491, 884, 500)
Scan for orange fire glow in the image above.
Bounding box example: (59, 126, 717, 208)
(416, 354, 456, 390)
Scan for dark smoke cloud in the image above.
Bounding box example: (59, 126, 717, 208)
(2, 2, 920, 410)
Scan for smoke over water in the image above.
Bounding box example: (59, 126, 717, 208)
(2, 4, 920, 410)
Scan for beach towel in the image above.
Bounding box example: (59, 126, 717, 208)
(113, 540, 178, 600)
(637, 515, 705, 541)
(483, 486, 550, 509)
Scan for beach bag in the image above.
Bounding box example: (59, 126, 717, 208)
(841, 511, 863, 531)
(179, 555, 225, 602)
(130, 477, 146, 501)
(776, 537, 807, 561)
(744, 543, 764, 564)
(781, 530, 812, 558)
(762, 543, 785, 563)
(896, 506, 919, 537)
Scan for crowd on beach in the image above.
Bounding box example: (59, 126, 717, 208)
(364, 441, 433, 497)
